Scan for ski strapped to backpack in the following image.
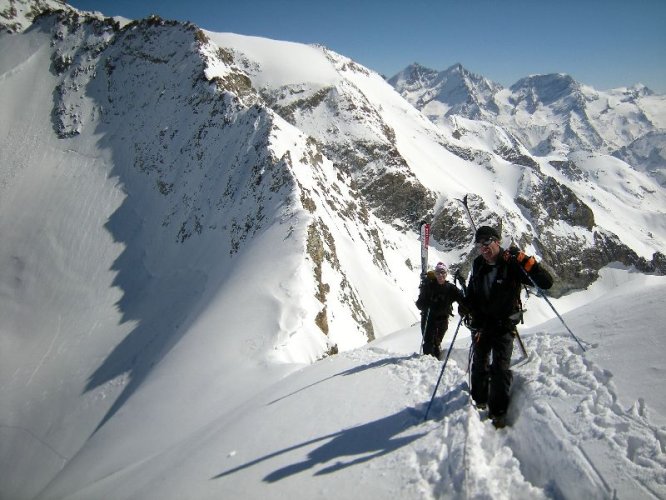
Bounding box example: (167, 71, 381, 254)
(419, 221, 431, 353)
(419, 221, 430, 279)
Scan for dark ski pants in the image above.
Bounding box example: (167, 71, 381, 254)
(470, 329, 514, 416)
(422, 318, 448, 359)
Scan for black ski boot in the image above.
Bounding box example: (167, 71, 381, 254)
(490, 412, 507, 429)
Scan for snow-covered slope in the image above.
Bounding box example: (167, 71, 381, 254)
(1, 3, 665, 499)
(18, 269, 666, 500)
(0, 9, 418, 497)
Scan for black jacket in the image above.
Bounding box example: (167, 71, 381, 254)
(416, 274, 465, 321)
(466, 250, 553, 329)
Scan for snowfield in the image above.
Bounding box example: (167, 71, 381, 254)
(5, 266, 666, 499)
(1, 3, 665, 499)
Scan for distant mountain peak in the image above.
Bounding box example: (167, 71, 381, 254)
(509, 73, 581, 105)
(389, 62, 501, 118)
(617, 83, 654, 98)
(387, 62, 438, 88)
(443, 62, 477, 78)
(513, 72, 576, 86)
(389, 62, 497, 88)
(391, 62, 666, 175)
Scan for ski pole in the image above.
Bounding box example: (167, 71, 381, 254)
(423, 315, 463, 421)
(518, 267, 586, 352)
(515, 330, 528, 358)
(456, 194, 477, 233)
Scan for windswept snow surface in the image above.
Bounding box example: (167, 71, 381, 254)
(17, 269, 666, 500)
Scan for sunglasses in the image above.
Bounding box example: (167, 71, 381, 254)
(475, 238, 496, 248)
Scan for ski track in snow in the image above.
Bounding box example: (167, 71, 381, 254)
(354, 331, 666, 499)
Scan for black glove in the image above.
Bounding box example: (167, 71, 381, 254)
(503, 246, 536, 272)
(458, 303, 470, 317)
(416, 289, 432, 310)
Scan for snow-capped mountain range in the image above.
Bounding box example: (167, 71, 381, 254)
(1, 1, 665, 498)
(389, 63, 666, 185)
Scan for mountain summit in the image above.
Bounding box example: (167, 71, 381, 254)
(390, 63, 666, 183)
(388, 62, 502, 119)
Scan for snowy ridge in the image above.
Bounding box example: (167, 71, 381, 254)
(24, 9, 416, 360)
(1, 2, 666, 498)
(0, 10, 415, 497)
(217, 34, 666, 295)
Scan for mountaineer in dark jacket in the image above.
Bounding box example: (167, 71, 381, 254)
(463, 226, 553, 428)
(416, 262, 465, 359)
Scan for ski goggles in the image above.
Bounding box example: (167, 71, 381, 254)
(475, 238, 496, 248)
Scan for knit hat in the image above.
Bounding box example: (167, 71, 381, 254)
(474, 225, 500, 243)
(434, 262, 448, 274)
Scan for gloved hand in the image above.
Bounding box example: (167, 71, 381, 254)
(458, 303, 470, 317)
(503, 246, 536, 272)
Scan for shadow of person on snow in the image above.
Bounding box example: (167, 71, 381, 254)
(212, 405, 428, 483)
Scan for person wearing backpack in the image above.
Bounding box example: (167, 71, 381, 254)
(464, 226, 553, 428)
(416, 262, 465, 359)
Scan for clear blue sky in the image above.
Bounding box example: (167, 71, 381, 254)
(67, 0, 666, 93)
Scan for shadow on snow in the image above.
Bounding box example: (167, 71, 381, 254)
(212, 406, 427, 483)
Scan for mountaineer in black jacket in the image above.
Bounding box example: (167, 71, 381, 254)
(416, 262, 465, 359)
(464, 226, 553, 428)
